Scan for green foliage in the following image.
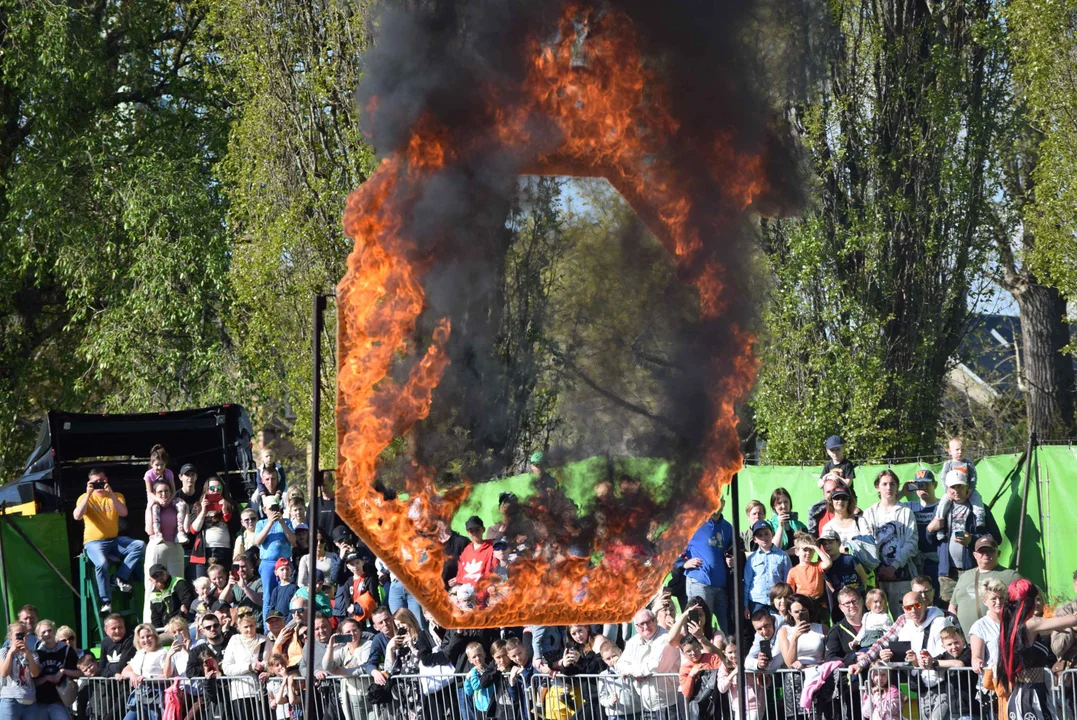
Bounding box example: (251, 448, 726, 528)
(1007, 0, 1077, 303)
(752, 0, 1007, 462)
(211, 0, 376, 468)
(0, 0, 233, 476)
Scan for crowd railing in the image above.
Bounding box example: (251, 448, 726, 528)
(71, 666, 1048, 720)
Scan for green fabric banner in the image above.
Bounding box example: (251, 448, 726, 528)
(0, 513, 76, 629)
(453, 447, 1068, 597)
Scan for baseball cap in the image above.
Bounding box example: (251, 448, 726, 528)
(913, 468, 936, 483)
(974, 536, 998, 552)
(819, 527, 841, 542)
(274, 558, 291, 571)
(210, 599, 233, 612)
(492, 537, 509, 550)
(265, 609, 285, 621)
(751, 520, 772, 535)
(825, 435, 844, 451)
(831, 487, 852, 501)
(148, 563, 169, 578)
(465, 515, 485, 531)
(179, 463, 197, 476)
(331, 525, 357, 545)
(498, 492, 518, 506)
(344, 551, 363, 564)
(294, 524, 309, 532)
(529, 451, 546, 466)
(944, 470, 968, 487)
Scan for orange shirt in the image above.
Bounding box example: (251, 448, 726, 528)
(787, 561, 826, 598)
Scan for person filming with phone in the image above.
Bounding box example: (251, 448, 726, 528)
(0, 621, 41, 717)
(74, 469, 145, 615)
(189, 476, 236, 579)
(253, 474, 295, 623)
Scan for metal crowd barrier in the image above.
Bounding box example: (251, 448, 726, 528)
(69, 666, 1022, 720)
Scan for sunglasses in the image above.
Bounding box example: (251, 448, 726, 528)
(903, 602, 923, 611)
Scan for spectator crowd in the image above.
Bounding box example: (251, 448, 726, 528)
(0, 438, 1073, 720)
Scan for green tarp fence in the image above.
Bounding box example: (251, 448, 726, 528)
(453, 445, 1075, 600)
(0, 513, 75, 629)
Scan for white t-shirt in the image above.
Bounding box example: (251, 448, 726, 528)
(969, 615, 1000, 671)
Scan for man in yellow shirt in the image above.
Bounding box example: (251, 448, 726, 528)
(73, 468, 145, 614)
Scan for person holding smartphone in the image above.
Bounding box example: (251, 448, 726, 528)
(74, 469, 145, 615)
(253, 482, 295, 622)
(189, 477, 236, 579)
(0, 621, 40, 717)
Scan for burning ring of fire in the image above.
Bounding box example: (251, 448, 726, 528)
(337, 6, 762, 628)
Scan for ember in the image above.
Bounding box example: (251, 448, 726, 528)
(337, 0, 807, 628)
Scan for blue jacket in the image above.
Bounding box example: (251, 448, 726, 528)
(681, 515, 735, 589)
(744, 545, 792, 605)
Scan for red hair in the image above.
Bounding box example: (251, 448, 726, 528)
(998, 579, 1038, 691)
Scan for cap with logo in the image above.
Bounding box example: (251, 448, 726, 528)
(913, 468, 936, 483)
(974, 536, 998, 552)
(751, 520, 772, 535)
(944, 470, 968, 487)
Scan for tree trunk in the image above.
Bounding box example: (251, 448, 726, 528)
(1014, 281, 1075, 438)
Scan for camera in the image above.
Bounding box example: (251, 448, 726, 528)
(90, 481, 106, 490)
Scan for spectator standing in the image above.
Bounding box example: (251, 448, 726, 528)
(937, 437, 983, 520)
(2, 607, 39, 651)
(825, 587, 865, 665)
(175, 464, 200, 517)
(739, 501, 768, 551)
(617, 609, 681, 720)
(928, 470, 987, 602)
(969, 578, 1006, 678)
(73, 469, 144, 614)
(863, 469, 918, 616)
(268, 559, 300, 616)
(333, 552, 378, 624)
(680, 508, 735, 635)
(456, 516, 498, 591)
(820, 435, 856, 486)
(360, 608, 398, 699)
(253, 448, 287, 499)
(253, 488, 296, 621)
(744, 521, 792, 615)
(768, 488, 809, 557)
(147, 564, 196, 629)
(144, 445, 188, 542)
(597, 641, 640, 720)
(33, 620, 79, 720)
(99, 615, 134, 678)
(0, 621, 41, 719)
(188, 476, 235, 578)
(904, 469, 942, 599)
(297, 535, 339, 589)
(232, 508, 258, 560)
(221, 612, 269, 719)
(119, 625, 167, 720)
(142, 481, 185, 623)
(818, 527, 869, 616)
(948, 536, 1021, 637)
(785, 532, 832, 617)
(315, 471, 342, 541)
(808, 478, 847, 537)
(824, 487, 880, 577)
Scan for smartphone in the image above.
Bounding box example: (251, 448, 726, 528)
(91, 481, 106, 490)
(206, 492, 222, 512)
(204, 657, 219, 673)
(955, 531, 966, 539)
(759, 638, 771, 657)
(789, 511, 798, 522)
(14, 632, 24, 641)
(332, 633, 353, 643)
(396, 626, 407, 637)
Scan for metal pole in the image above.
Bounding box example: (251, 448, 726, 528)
(304, 294, 326, 718)
(0, 504, 10, 619)
(1015, 431, 1037, 569)
(729, 472, 747, 720)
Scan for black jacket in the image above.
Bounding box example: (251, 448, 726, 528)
(825, 619, 861, 666)
(100, 633, 135, 678)
(149, 576, 197, 628)
(443, 628, 499, 674)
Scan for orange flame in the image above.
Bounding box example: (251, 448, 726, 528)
(337, 5, 762, 628)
